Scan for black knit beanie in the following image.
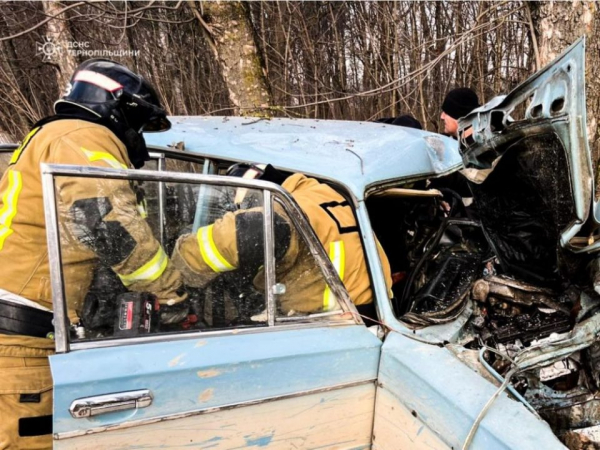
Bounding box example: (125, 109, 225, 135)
(441, 88, 480, 120)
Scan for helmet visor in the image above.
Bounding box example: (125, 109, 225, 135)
(143, 114, 171, 133)
(68, 80, 115, 104)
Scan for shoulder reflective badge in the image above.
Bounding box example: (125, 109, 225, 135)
(80, 147, 128, 169)
(319, 200, 358, 234)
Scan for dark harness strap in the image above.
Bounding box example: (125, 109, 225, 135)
(0, 299, 53, 338)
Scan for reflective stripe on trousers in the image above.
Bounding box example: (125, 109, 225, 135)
(323, 240, 345, 311)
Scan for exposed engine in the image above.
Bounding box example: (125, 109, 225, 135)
(463, 271, 600, 449)
(368, 185, 600, 449)
(469, 275, 573, 348)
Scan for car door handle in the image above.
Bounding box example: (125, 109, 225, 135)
(69, 389, 153, 418)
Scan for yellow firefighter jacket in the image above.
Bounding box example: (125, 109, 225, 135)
(0, 119, 184, 318)
(172, 173, 392, 313)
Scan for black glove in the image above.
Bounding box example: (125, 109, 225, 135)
(159, 300, 191, 325)
(81, 266, 126, 331)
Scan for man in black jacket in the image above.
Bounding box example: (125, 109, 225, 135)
(440, 87, 480, 139)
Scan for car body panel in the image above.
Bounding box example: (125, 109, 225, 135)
(373, 333, 566, 450)
(145, 116, 462, 201)
(51, 325, 380, 445)
(372, 386, 451, 450)
(55, 383, 375, 450)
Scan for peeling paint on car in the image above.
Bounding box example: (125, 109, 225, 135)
(53, 384, 375, 449)
(168, 353, 186, 367)
(199, 389, 215, 403)
(197, 369, 221, 379)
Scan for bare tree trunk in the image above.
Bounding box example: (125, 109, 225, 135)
(42, 0, 78, 92)
(190, 0, 271, 115)
(0, 130, 10, 144)
(529, 1, 600, 163)
(0, 39, 38, 135)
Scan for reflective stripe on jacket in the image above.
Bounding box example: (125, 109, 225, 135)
(323, 240, 345, 311)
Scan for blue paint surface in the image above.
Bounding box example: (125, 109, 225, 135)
(244, 434, 273, 447)
(378, 332, 565, 450)
(51, 325, 380, 435)
(145, 116, 462, 201)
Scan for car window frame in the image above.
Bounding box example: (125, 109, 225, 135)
(41, 162, 359, 354)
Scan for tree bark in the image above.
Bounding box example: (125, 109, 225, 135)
(529, 1, 600, 163)
(42, 0, 78, 92)
(0, 130, 10, 144)
(190, 0, 272, 115)
(0, 38, 37, 136)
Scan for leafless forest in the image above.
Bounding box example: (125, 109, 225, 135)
(0, 1, 598, 156)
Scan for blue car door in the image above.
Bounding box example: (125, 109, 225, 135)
(44, 164, 381, 449)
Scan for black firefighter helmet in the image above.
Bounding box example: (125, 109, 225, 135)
(54, 59, 170, 167)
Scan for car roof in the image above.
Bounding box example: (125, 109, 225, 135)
(145, 116, 462, 200)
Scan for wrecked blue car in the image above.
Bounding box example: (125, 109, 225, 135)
(2, 38, 597, 449)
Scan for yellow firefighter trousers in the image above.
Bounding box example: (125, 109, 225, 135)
(0, 335, 54, 450)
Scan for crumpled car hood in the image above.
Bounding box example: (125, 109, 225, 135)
(459, 37, 595, 288)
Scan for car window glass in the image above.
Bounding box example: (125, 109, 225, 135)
(192, 185, 266, 328)
(165, 157, 203, 174)
(163, 156, 205, 250)
(54, 175, 267, 344)
(143, 154, 206, 249)
(137, 159, 160, 240)
(0, 151, 12, 179)
(273, 202, 345, 320)
(143, 159, 158, 171)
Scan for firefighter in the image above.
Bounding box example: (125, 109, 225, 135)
(0, 59, 185, 449)
(172, 163, 393, 316)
